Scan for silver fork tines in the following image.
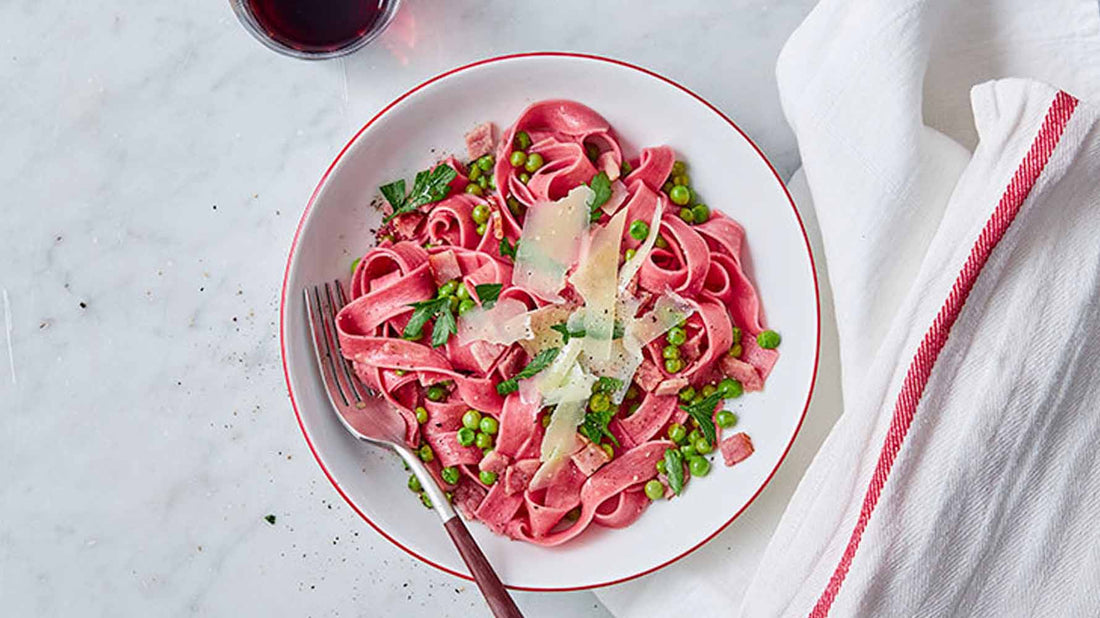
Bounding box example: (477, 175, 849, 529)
(305, 280, 368, 409)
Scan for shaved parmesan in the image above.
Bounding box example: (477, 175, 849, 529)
(456, 298, 534, 346)
(572, 206, 628, 361)
(511, 185, 592, 302)
(601, 180, 629, 215)
(627, 291, 695, 347)
(534, 339, 584, 399)
(517, 304, 575, 356)
(618, 194, 664, 295)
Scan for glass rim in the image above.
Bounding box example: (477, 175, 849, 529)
(228, 0, 402, 61)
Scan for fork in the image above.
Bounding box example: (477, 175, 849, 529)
(304, 281, 524, 618)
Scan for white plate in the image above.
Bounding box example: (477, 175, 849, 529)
(280, 53, 819, 591)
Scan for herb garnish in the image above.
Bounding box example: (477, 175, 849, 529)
(587, 172, 612, 222)
(403, 296, 457, 348)
(679, 392, 720, 445)
(496, 347, 561, 395)
(549, 321, 624, 344)
(580, 409, 619, 447)
(663, 448, 685, 495)
(499, 238, 518, 260)
(473, 283, 502, 309)
(380, 164, 458, 223)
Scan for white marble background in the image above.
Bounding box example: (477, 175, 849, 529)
(0, 1, 824, 616)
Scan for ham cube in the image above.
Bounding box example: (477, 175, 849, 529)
(465, 122, 495, 160)
(720, 432, 755, 467)
(571, 439, 611, 476)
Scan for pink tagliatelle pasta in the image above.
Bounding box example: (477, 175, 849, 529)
(336, 100, 780, 546)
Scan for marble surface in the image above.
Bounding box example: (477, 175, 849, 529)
(0, 1, 826, 616)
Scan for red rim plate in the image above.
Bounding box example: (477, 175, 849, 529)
(279, 52, 821, 592)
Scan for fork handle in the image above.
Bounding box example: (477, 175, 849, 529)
(444, 515, 524, 618)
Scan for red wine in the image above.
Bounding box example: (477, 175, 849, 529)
(247, 0, 386, 53)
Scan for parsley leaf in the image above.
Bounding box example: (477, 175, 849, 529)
(402, 296, 456, 348)
(499, 238, 517, 260)
(403, 297, 448, 340)
(663, 448, 685, 495)
(680, 392, 720, 445)
(474, 283, 502, 309)
(586, 172, 612, 222)
(496, 347, 561, 396)
(550, 322, 585, 344)
(580, 409, 619, 447)
(381, 164, 458, 223)
(431, 304, 456, 348)
(594, 376, 623, 394)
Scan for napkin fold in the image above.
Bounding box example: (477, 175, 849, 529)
(596, 0, 1100, 616)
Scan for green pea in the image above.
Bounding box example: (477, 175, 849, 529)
(542, 413, 551, 428)
(477, 175, 488, 189)
(629, 220, 650, 240)
(475, 431, 493, 449)
(667, 326, 687, 346)
(462, 410, 482, 430)
(662, 345, 680, 360)
(673, 174, 691, 187)
(445, 491, 454, 503)
(667, 422, 687, 444)
(758, 330, 781, 349)
(350, 257, 361, 275)
(719, 378, 743, 399)
(627, 402, 641, 416)
(447, 295, 459, 313)
(655, 236, 669, 249)
(670, 185, 691, 206)
(394, 369, 407, 377)
(418, 444, 434, 462)
(518, 172, 530, 184)
(415, 406, 428, 424)
(589, 392, 611, 413)
(702, 384, 718, 398)
(687, 429, 701, 444)
(728, 343, 743, 358)
(656, 460, 667, 475)
(626, 385, 639, 400)
(624, 248, 636, 262)
(689, 457, 710, 477)
(420, 493, 433, 508)
(665, 358, 684, 373)
(426, 384, 447, 401)
(644, 479, 665, 500)
(457, 298, 476, 315)
(455, 283, 470, 301)
(732, 326, 742, 343)
(441, 466, 460, 485)
(477, 155, 494, 171)
(662, 181, 675, 194)
(479, 470, 498, 486)
(602, 444, 615, 460)
(672, 160, 687, 176)
(471, 203, 491, 224)
(465, 183, 483, 196)
(407, 474, 422, 492)
(716, 410, 737, 428)
(456, 427, 476, 446)
(475, 223, 487, 236)
(524, 152, 544, 173)
(467, 165, 482, 182)
(680, 444, 696, 458)
(621, 161, 633, 176)
(513, 131, 531, 151)
(437, 280, 458, 297)
(509, 151, 527, 167)
(585, 143, 600, 161)
(479, 416, 499, 435)
(678, 385, 696, 403)
(506, 197, 523, 217)
(678, 206, 695, 223)
(691, 204, 710, 223)
(691, 392, 704, 405)
(694, 437, 713, 455)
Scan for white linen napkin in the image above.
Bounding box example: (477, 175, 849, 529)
(596, 0, 1100, 616)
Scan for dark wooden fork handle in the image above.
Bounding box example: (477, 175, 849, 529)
(444, 516, 524, 618)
